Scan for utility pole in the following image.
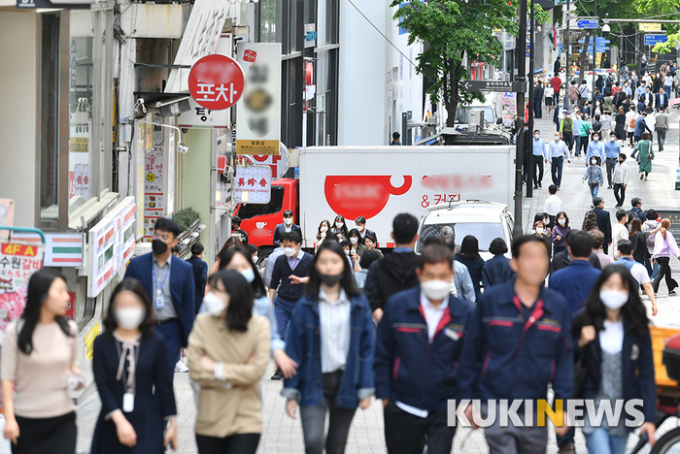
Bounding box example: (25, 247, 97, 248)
(591, 0, 598, 104)
(564, 0, 571, 110)
(513, 0, 529, 237)
(528, 0, 535, 198)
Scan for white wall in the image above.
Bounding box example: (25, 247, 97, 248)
(0, 12, 37, 227)
(338, 0, 423, 146)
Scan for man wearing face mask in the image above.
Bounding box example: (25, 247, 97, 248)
(269, 232, 314, 339)
(124, 217, 196, 379)
(613, 153, 629, 208)
(548, 134, 570, 189)
(375, 245, 474, 454)
(585, 132, 605, 168)
(614, 240, 658, 314)
(355, 216, 376, 241)
(187, 242, 208, 316)
(532, 130, 548, 190)
(273, 210, 302, 247)
(604, 132, 622, 189)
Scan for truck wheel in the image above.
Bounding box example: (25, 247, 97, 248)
(257, 247, 275, 267)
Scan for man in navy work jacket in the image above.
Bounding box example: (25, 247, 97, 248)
(124, 217, 196, 379)
(272, 209, 302, 246)
(458, 235, 573, 454)
(269, 231, 314, 339)
(375, 245, 474, 454)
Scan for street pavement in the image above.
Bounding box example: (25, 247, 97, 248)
(73, 110, 680, 454)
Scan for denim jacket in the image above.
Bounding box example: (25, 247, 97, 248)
(281, 294, 375, 408)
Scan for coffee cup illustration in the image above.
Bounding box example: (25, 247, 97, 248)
(324, 175, 412, 220)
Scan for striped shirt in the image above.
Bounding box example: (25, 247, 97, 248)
(318, 288, 352, 373)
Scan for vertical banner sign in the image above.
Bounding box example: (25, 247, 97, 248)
(144, 148, 165, 241)
(0, 242, 44, 334)
(135, 121, 146, 239)
(166, 117, 176, 216)
(236, 43, 282, 155)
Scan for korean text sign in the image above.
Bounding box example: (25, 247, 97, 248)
(236, 42, 282, 155)
(234, 166, 272, 204)
(189, 54, 245, 111)
(0, 242, 44, 333)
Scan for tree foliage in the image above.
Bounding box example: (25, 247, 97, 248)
(392, 0, 546, 126)
(638, 0, 680, 53)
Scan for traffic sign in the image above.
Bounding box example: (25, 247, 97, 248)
(188, 54, 245, 111)
(644, 34, 668, 46)
(577, 18, 599, 29)
(462, 80, 527, 93)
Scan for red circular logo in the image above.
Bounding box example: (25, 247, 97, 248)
(189, 54, 245, 111)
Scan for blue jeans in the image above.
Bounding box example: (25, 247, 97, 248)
(665, 86, 671, 98)
(589, 183, 600, 200)
(551, 157, 564, 187)
(156, 319, 182, 380)
(274, 296, 298, 340)
(584, 428, 628, 454)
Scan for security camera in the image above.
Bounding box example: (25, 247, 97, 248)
(602, 23, 610, 39)
(176, 142, 189, 154)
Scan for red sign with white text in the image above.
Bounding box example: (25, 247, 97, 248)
(189, 54, 245, 111)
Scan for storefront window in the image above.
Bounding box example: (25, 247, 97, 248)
(68, 20, 94, 210)
(39, 14, 61, 221)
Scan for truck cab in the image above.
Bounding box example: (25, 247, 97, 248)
(236, 178, 299, 256)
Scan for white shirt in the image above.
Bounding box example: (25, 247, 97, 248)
(599, 320, 624, 355)
(318, 288, 352, 373)
(630, 261, 651, 286)
(612, 223, 629, 257)
(544, 195, 563, 216)
(395, 292, 450, 420)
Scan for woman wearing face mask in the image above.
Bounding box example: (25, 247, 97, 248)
(1, 269, 82, 453)
(340, 240, 362, 273)
(90, 279, 177, 454)
(636, 132, 654, 181)
(574, 266, 656, 453)
(532, 220, 553, 263)
(347, 229, 367, 259)
(332, 215, 349, 242)
(551, 211, 571, 254)
(363, 232, 384, 259)
(189, 270, 270, 454)
(583, 157, 604, 201)
(615, 107, 626, 146)
(282, 241, 375, 454)
(200, 247, 297, 380)
(652, 218, 680, 296)
(455, 235, 486, 300)
(316, 220, 332, 253)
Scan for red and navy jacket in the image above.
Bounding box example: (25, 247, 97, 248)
(457, 280, 574, 404)
(374, 286, 474, 411)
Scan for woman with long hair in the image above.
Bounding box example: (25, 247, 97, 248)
(201, 246, 297, 379)
(629, 218, 651, 272)
(652, 218, 680, 295)
(455, 235, 486, 300)
(332, 215, 349, 242)
(636, 132, 655, 181)
(282, 241, 374, 454)
(582, 210, 600, 232)
(316, 220, 332, 253)
(189, 270, 270, 454)
(574, 266, 656, 453)
(90, 279, 177, 453)
(1, 269, 81, 453)
(551, 211, 571, 254)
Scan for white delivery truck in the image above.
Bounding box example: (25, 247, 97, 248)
(237, 145, 515, 252)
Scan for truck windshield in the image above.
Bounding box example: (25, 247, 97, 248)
(418, 222, 505, 252)
(237, 186, 285, 219)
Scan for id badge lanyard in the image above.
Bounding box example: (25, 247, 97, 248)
(116, 340, 140, 413)
(153, 264, 171, 310)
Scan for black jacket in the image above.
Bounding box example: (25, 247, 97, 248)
(364, 251, 420, 313)
(593, 207, 612, 245)
(187, 256, 208, 314)
(551, 250, 601, 272)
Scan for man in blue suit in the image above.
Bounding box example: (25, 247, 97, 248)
(124, 217, 195, 379)
(655, 88, 669, 112)
(272, 209, 302, 246)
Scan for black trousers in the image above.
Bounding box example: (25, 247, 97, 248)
(652, 256, 678, 293)
(613, 183, 626, 207)
(563, 132, 574, 151)
(605, 157, 617, 187)
(533, 155, 544, 187)
(196, 433, 261, 454)
(13, 411, 76, 454)
(580, 136, 589, 156)
(384, 401, 457, 454)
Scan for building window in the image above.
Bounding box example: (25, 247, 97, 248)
(39, 14, 61, 221)
(259, 0, 279, 43)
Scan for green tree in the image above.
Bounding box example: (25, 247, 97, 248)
(392, 0, 546, 127)
(638, 0, 680, 54)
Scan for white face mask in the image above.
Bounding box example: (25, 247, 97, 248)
(240, 268, 255, 283)
(536, 227, 544, 234)
(320, 226, 328, 233)
(558, 218, 566, 225)
(591, 160, 598, 165)
(555, 136, 560, 142)
(252, 255, 259, 264)
(284, 217, 293, 226)
(421, 280, 451, 301)
(593, 136, 599, 142)
(284, 247, 297, 258)
(204, 292, 228, 317)
(610, 137, 616, 142)
(115, 307, 146, 331)
(599, 290, 629, 310)
(350, 237, 359, 245)
(344, 249, 350, 256)
(534, 134, 540, 140)
(335, 222, 344, 229)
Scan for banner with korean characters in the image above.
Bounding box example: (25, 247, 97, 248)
(88, 197, 136, 298)
(236, 43, 282, 155)
(144, 148, 165, 241)
(0, 242, 44, 335)
(234, 165, 272, 204)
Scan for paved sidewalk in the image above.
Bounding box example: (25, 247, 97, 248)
(74, 113, 680, 454)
